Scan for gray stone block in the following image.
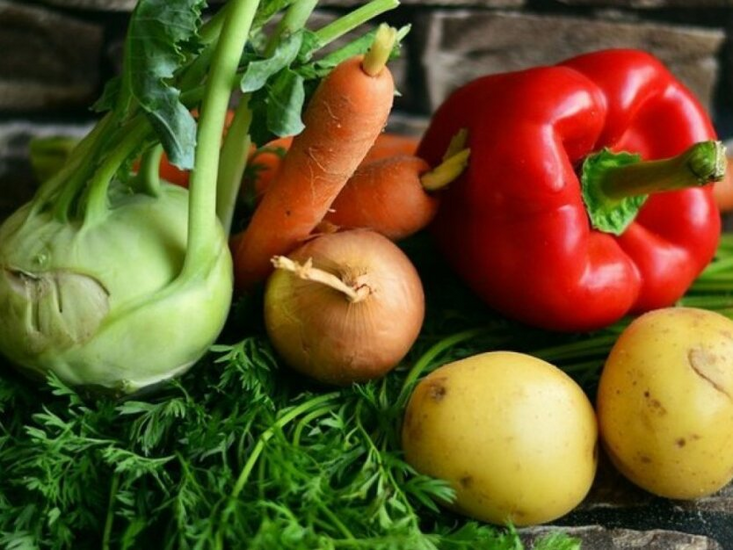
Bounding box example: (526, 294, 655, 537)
(37, 0, 137, 10)
(318, 0, 524, 6)
(522, 526, 723, 549)
(0, 120, 94, 221)
(0, 1, 103, 111)
(419, 11, 725, 113)
(559, 0, 733, 7)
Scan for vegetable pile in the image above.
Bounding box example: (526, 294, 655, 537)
(2, 0, 733, 548)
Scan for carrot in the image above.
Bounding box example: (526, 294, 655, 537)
(233, 25, 398, 292)
(245, 132, 419, 201)
(244, 136, 294, 201)
(324, 143, 470, 241)
(361, 132, 419, 164)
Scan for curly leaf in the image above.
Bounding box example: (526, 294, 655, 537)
(266, 68, 305, 138)
(123, 0, 205, 170)
(241, 32, 304, 93)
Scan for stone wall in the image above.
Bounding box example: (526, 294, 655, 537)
(1, 1, 733, 548)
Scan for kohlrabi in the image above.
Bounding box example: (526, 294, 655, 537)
(0, 0, 400, 395)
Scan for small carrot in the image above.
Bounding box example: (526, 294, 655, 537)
(324, 140, 470, 241)
(243, 135, 294, 202)
(233, 25, 398, 292)
(361, 132, 419, 164)
(245, 132, 419, 202)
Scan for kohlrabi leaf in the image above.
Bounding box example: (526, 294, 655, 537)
(91, 76, 122, 113)
(266, 69, 305, 137)
(241, 32, 304, 94)
(123, 0, 205, 170)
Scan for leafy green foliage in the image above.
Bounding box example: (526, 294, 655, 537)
(123, 0, 206, 170)
(0, 235, 594, 550)
(241, 32, 304, 94)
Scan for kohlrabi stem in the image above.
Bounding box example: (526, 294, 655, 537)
(314, 0, 399, 48)
(138, 143, 163, 197)
(199, 3, 230, 45)
(178, 4, 234, 92)
(181, 0, 261, 278)
(38, 113, 114, 221)
(214, 0, 320, 234)
(272, 256, 371, 303)
(265, 0, 318, 56)
(178, 44, 216, 93)
(216, 96, 252, 234)
(599, 140, 726, 200)
(83, 117, 151, 226)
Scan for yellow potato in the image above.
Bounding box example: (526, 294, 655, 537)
(401, 351, 598, 526)
(597, 307, 733, 499)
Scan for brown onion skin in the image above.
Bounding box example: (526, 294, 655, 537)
(264, 229, 425, 385)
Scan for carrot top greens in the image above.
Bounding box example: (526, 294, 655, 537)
(8, 229, 733, 546)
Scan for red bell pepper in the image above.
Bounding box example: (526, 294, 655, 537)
(418, 49, 725, 332)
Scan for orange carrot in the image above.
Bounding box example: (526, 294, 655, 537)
(324, 144, 470, 241)
(233, 26, 397, 292)
(245, 132, 419, 201)
(361, 133, 419, 164)
(324, 155, 433, 240)
(244, 136, 294, 201)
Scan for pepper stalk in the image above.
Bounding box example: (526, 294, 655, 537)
(581, 140, 726, 235)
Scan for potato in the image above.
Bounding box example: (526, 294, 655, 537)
(401, 351, 598, 526)
(597, 307, 733, 499)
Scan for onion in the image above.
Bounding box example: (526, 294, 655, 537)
(264, 229, 425, 385)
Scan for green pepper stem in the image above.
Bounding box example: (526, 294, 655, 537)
(599, 140, 726, 201)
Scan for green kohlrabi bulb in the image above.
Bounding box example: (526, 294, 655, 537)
(0, 183, 232, 394)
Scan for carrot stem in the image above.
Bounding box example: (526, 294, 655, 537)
(362, 24, 397, 77)
(421, 148, 471, 192)
(442, 128, 468, 161)
(271, 256, 371, 303)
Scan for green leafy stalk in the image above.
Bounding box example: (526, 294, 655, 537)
(216, 97, 253, 234)
(182, 0, 261, 277)
(314, 0, 399, 48)
(123, 0, 205, 170)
